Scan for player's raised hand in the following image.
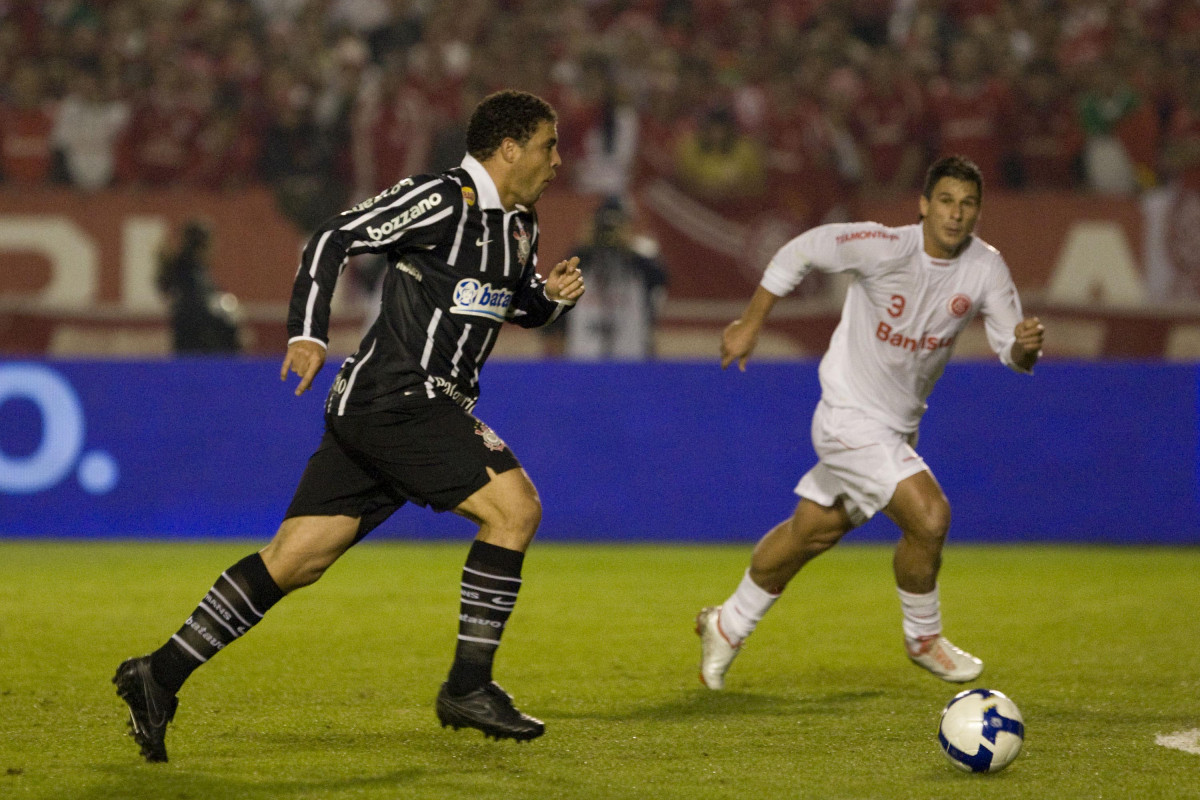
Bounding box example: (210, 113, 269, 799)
(280, 340, 326, 396)
(1014, 316, 1044, 350)
(545, 256, 585, 304)
(720, 318, 759, 371)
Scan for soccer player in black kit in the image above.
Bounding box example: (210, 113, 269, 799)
(113, 90, 585, 761)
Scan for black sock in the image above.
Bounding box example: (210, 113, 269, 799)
(149, 552, 285, 694)
(446, 540, 524, 697)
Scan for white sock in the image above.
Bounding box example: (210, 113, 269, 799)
(898, 585, 941, 641)
(718, 570, 780, 645)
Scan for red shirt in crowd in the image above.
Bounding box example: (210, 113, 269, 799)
(925, 76, 1013, 181)
(0, 102, 56, 185)
(1166, 105, 1200, 190)
(765, 96, 844, 225)
(120, 95, 203, 186)
(850, 82, 925, 188)
(367, 82, 433, 193)
(1010, 100, 1084, 189)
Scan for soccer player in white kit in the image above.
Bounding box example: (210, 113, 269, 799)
(696, 155, 1045, 688)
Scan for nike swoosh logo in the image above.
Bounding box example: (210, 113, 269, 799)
(476, 238, 491, 246)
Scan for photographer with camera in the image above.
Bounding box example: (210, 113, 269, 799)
(156, 219, 242, 354)
(563, 197, 668, 359)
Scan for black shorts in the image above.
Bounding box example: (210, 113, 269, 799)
(284, 395, 522, 540)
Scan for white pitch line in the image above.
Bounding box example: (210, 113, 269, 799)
(1155, 729, 1200, 755)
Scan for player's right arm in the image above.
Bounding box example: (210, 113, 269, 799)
(721, 286, 781, 371)
(282, 175, 456, 390)
(723, 222, 900, 370)
(280, 339, 327, 396)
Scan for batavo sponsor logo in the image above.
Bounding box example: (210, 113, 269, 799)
(876, 321, 955, 353)
(836, 229, 899, 245)
(365, 192, 443, 240)
(451, 278, 512, 321)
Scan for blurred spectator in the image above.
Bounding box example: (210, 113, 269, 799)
(563, 197, 668, 360)
(119, 64, 203, 186)
(1146, 73, 1200, 303)
(425, 76, 484, 174)
(1161, 73, 1200, 190)
(675, 105, 766, 203)
(0, 62, 55, 186)
(764, 67, 843, 228)
(1007, 60, 1085, 189)
(50, 67, 130, 191)
(356, 60, 433, 194)
(185, 98, 263, 191)
(260, 80, 344, 231)
(571, 58, 640, 199)
(314, 34, 370, 195)
(632, 79, 682, 185)
(818, 67, 865, 208)
(850, 47, 926, 196)
(1077, 57, 1160, 194)
(156, 219, 242, 354)
(925, 36, 1015, 185)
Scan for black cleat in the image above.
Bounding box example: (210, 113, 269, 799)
(436, 681, 545, 741)
(113, 656, 178, 762)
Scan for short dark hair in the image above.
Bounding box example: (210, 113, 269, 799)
(922, 155, 984, 200)
(466, 90, 557, 161)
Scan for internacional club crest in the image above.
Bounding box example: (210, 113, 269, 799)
(947, 293, 972, 318)
(474, 421, 507, 452)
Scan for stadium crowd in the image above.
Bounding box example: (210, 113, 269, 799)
(1, 0, 1198, 231)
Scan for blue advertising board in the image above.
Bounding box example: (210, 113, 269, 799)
(0, 359, 1196, 543)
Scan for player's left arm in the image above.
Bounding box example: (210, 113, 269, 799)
(508, 256, 584, 328)
(508, 215, 585, 329)
(980, 255, 1042, 374)
(543, 256, 585, 303)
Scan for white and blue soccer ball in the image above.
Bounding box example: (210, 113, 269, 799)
(938, 688, 1025, 773)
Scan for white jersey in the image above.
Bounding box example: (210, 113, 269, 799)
(761, 222, 1028, 433)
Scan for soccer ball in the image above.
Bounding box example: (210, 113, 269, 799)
(938, 688, 1025, 773)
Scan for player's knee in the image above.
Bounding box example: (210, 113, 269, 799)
(262, 548, 332, 592)
(286, 561, 329, 591)
(908, 502, 951, 545)
(504, 491, 542, 535)
(788, 519, 839, 559)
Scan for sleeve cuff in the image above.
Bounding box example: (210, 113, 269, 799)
(288, 335, 328, 350)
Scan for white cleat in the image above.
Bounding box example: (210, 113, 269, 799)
(906, 634, 983, 683)
(695, 606, 741, 690)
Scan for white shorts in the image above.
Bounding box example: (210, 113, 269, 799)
(795, 400, 930, 526)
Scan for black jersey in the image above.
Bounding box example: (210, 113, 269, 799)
(286, 156, 570, 415)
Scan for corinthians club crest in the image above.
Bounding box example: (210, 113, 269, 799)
(513, 217, 531, 268)
(474, 421, 507, 452)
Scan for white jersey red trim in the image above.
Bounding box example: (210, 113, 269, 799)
(762, 222, 1027, 432)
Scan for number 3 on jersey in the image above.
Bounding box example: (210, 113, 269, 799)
(887, 294, 906, 318)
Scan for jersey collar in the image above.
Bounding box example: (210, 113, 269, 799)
(460, 154, 506, 211)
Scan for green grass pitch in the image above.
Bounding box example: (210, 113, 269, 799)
(1, 541, 1198, 799)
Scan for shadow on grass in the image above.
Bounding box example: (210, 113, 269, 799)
(544, 687, 887, 722)
(78, 763, 433, 800)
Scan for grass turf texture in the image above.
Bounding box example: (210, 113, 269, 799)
(1, 542, 1198, 800)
